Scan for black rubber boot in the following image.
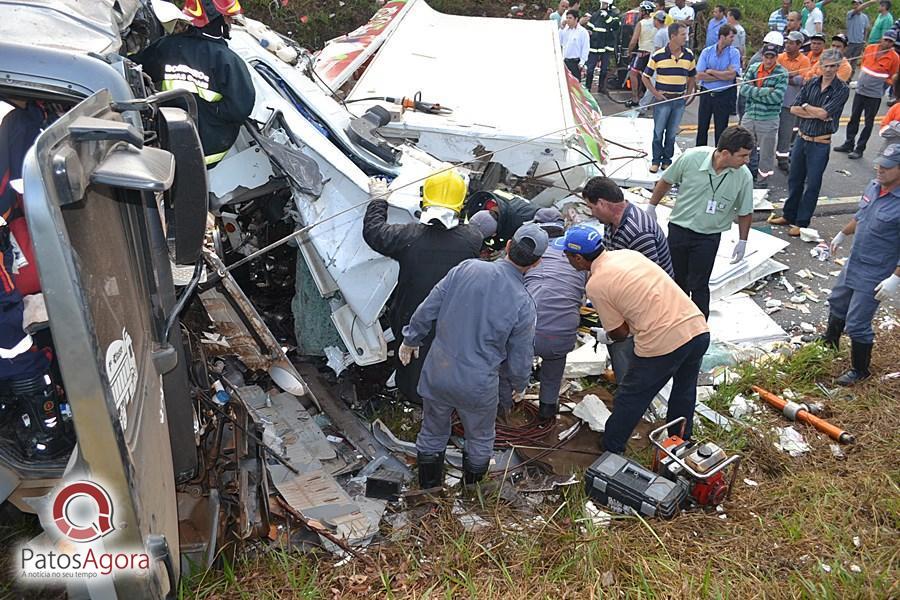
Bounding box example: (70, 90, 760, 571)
(417, 451, 445, 490)
(538, 401, 557, 420)
(819, 314, 846, 350)
(462, 453, 488, 485)
(12, 374, 74, 459)
(836, 341, 873, 386)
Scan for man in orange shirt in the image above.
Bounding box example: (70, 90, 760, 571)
(776, 31, 812, 170)
(556, 225, 710, 453)
(806, 32, 826, 69)
(835, 30, 900, 158)
(878, 99, 900, 150)
(808, 33, 854, 81)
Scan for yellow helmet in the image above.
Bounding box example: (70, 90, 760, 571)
(421, 170, 466, 213)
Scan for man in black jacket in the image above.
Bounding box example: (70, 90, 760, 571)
(362, 172, 482, 404)
(135, 0, 255, 167)
(586, 0, 621, 92)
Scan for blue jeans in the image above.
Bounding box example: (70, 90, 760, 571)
(652, 97, 686, 166)
(602, 332, 710, 454)
(784, 137, 830, 227)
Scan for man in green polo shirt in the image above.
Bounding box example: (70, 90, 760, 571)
(646, 126, 755, 318)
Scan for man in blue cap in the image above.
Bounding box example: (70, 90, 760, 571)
(822, 143, 900, 384)
(400, 224, 546, 487)
(558, 225, 710, 453)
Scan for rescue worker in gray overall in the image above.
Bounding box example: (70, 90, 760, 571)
(498, 209, 587, 420)
(400, 225, 546, 488)
(821, 143, 900, 384)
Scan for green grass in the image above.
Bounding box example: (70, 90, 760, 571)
(189, 332, 899, 599)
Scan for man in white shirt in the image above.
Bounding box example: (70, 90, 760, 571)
(668, 0, 695, 42)
(727, 8, 746, 57)
(803, 0, 824, 35)
(560, 9, 590, 79)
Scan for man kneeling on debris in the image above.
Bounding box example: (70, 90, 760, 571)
(362, 171, 482, 404)
(558, 225, 710, 453)
(399, 225, 546, 487)
(821, 143, 900, 385)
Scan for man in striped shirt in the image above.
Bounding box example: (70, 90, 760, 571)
(643, 23, 697, 173)
(583, 177, 674, 276)
(582, 176, 673, 381)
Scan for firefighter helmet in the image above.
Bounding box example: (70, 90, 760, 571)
(183, 0, 242, 28)
(420, 170, 466, 213)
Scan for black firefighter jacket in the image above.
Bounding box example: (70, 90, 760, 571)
(135, 29, 255, 164)
(362, 199, 483, 336)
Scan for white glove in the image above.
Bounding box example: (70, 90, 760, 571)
(874, 273, 900, 301)
(590, 327, 614, 345)
(398, 342, 419, 366)
(830, 231, 847, 255)
(730, 240, 747, 264)
(646, 204, 658, 223)
(368, 177, 389, 200)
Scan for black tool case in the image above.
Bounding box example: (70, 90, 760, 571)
(584, 452, 688, 519)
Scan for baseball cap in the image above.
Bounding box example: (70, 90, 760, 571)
(883, 29, 899, 41)
(875, 143, 900, 168)
(469, 209, 498, 238)
(529, 207, 565, 234)
(786, 31, 805, 43)
(809, 32, 826, 42)
(654, 10, 666, 21)
(512, 223, 550, 257)
(762, 44, 780, 56)
(531, 207, 563, 224)
(551, 223, 604, 255)
(832, 33, 849, 45)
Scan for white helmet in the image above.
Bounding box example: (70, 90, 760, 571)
(763, 31, 785, 48)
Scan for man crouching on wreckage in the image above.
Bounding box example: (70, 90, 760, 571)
(397, 224, 547, 488)
(558, 224, 710, 453)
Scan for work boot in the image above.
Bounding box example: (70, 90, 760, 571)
(836, 341, 873, 386)
(833, 142, 853, 153)
(462, 453, 488, 485)
(777, 158, 789, 172)
(416, 451, 445, 490)
(12, 374, 74, 459)
(538, 401, 558, 421)
(819, 314, 845, 350)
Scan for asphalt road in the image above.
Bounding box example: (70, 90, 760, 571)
(593, 89, 899, 335)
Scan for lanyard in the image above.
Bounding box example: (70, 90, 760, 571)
(708, 172, 729, 200)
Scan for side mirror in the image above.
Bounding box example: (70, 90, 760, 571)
(157, 107, 207, 265)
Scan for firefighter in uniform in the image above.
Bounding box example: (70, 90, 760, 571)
(0, 100, 73, 459)
(362, 172, 483, 404)
(135, 0, 255, 167)
(822, 144, 900, 385)
(586, 0, 621, 93)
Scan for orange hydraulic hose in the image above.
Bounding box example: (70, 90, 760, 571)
(751, 385, 855, 444)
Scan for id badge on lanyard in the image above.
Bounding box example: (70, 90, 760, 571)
(707, 172, 728, 215)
